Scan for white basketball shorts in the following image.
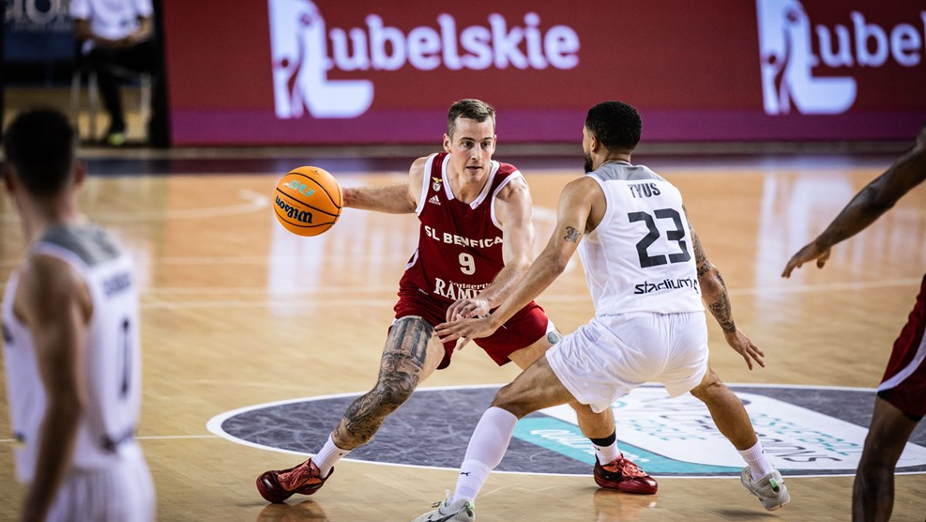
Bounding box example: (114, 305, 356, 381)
(45, 445, 155, 522)
(546, 311, 709, 413)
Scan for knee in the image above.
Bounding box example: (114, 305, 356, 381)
(568, 401, 597, 418)
(348, 379, 415, 423)
(690, 370, 723, 402)
(689, 382, 710, 401)
(857, 447, 897, 477)
(369, 379, 415, 415)
(489, 384, 529, 419)
(856, 461, 894, 486)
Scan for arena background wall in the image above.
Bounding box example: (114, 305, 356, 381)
(162, 0, 926, 144)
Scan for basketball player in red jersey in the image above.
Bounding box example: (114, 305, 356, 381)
(256, 99, 655, 503)
(784, 124, 926, 522)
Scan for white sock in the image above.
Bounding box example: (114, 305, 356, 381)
(593, 440, 620, 465)
(313, 434, 350, 478)
(453, 460, 493, 505)
(738, 440, 774, 478)
(452, 407, 518, 503)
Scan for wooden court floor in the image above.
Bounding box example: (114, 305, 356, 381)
(1, 150, 925, 521)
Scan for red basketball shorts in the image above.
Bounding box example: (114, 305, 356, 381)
(393, 289, 551, 369)
(877, 274, 926, 421)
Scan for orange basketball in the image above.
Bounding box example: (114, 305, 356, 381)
(273, 166, 342, 237)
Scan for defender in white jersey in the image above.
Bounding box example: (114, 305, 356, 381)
(416, 101, 789, 522)
(1, 110, 154, 522)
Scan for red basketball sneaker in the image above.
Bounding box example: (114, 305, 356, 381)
(256, 459, 332, 503)
(594, 454, 658, 494)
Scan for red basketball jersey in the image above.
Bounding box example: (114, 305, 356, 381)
(399, 152, 523, 304)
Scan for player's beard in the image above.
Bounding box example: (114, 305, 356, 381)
(584, 152, 594, 173)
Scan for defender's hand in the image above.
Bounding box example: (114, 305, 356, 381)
(782, 242, 832, 278)
(446, 297, 491, 322)
(724, 329, 765, 371)
(435, 315, 499, 351)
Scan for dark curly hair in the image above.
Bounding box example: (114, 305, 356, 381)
(584, 101, 642, 152)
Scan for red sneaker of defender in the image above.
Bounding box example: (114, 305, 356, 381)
(594, 454, 658, 494)
(256, 459, 332, 503)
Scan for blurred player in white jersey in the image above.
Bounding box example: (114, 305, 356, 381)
(1, 109, 154, 522)
(414, 101, 790, 521)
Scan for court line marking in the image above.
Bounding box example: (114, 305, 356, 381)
(140, 298, 400, 309)
(1, 278, 920, 308)
(0, 193, 548, 225)
(141, 285, 400, 294)
(1, 254, 556, 268)
(204, 383, 924, 479)
(0, 435, 218, 444)
(136, 435, 218, 440)
(0, 189, 268, 224)
(95, 189, 269, 222)
(0, 256, 420, 268)
(732, 278, 922, 295)
(131, 278, 922, 309)
(2, 384, 921, 479)
(132, 278, 921, 296)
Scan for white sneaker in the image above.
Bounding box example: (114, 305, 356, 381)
(740, 468, 791, 511)
(411, 496, 475, 522)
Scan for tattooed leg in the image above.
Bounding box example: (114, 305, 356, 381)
(332, 316, 444, 449)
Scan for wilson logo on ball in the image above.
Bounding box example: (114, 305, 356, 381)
(273, 166, 342, 237)
(275, 196, 314, 223)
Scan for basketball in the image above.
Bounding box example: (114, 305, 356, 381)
(273, 166, 342, 237)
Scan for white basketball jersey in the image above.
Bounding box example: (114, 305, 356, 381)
(580, 161, 704, 316)
(2, 224, 144, 482)
(69, 0, 154, 53)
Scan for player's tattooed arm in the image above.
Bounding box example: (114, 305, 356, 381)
(706, 272, 736, 333)
(686, 209, 765, 369)
(693, 233, 710, 277)
(687, 213, 736, 333)
(564, 226, 581, 243)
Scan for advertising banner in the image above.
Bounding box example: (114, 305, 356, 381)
(161, 0, 926, 145)
(4, 0, 73, 62)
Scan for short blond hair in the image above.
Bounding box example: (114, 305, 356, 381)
(447, 99, 495, 138)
